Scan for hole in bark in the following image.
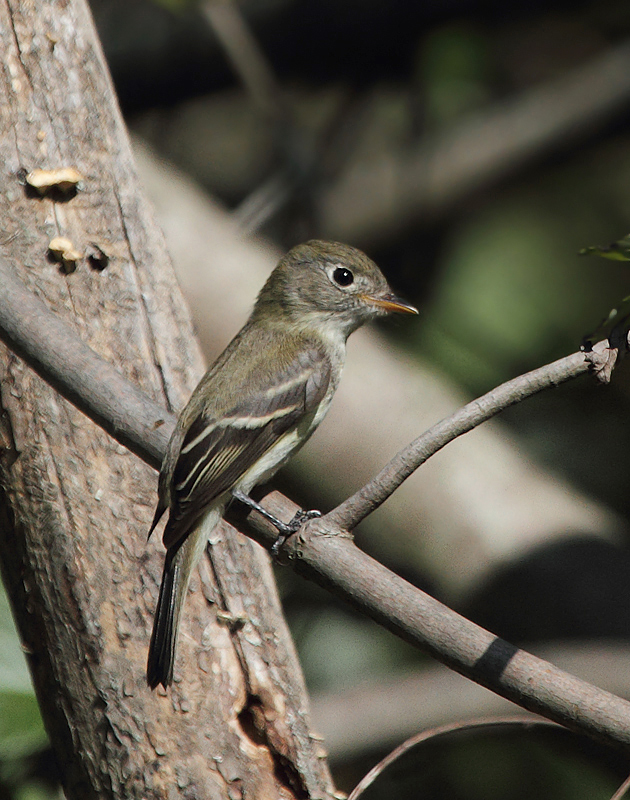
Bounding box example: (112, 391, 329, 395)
(237, 695, 267, 748)
(237, 695, 308, 796)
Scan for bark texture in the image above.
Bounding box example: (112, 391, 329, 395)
(0, 1, 333, 798)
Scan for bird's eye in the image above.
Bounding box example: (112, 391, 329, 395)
(332, 267, 354, 287)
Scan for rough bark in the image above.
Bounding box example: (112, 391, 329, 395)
(0, 1, 333, 798)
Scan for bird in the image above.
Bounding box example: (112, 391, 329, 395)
(146, 239, 418, 689)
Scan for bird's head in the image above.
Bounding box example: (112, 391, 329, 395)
(253, 240, 417, 338)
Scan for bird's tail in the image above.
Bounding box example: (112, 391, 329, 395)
(147, 509, 220, 689)
(147, 546, 184, 689)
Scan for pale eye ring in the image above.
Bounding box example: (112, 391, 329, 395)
(332, 267, 354, 287)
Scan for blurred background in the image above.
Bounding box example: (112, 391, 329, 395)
(7, 0, 630, 797)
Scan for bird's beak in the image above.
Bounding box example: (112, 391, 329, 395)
(361, 292, 419, 315)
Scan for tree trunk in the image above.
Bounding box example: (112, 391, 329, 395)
(0, 1, 334, 797)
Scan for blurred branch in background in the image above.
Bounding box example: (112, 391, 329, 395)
(233, 88, 367, 236)
(129, 20, 630, 245)
(201, 0, 320, 235)
(201, 0, 285, 125)
(311, 641, 630, 760)
(135, 139, 623, 598)
(321, 40, 630, 245)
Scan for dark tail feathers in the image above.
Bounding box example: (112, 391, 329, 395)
(147, 551, 182, 689)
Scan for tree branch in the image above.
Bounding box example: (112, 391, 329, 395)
(321, 41, 630, 245)
(233, 490, 630, 752)
(326, 348, 595, 531)
(0, 254, 171, 470)
(2, 254, 629, 753)
(201, 0, 286, 127)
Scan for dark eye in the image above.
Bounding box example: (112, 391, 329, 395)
(333, 267, 354, 287)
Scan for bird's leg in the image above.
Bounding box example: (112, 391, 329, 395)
(231, 489, 321, 557)
(231, 489, 292, 533)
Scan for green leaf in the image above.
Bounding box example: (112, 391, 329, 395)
(582, 295, 630, 348)
(580, 234, 630, 261)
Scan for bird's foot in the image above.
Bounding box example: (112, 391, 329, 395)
(271, 508, 322, 558)
(231, 489, 321, 557)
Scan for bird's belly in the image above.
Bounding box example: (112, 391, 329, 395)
(237, 428, 303, 495)
(237, 390, 334, 495)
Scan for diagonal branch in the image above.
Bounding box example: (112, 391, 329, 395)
(230, 490, 630, 752)
(2, 255, 630, 752)
(326, 348, 595, 531)
(0, 256, 172, 470)
(322, 41, 630, 245)
(201, 0, 286, 127)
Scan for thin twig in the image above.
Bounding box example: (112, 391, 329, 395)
(326, 347, 597, 531)
(232, 88, 369, 234)
(202, 0, 315, 234)
(611, 773, 630, 800)
(232, 171, 293, 234)
(201, 0, 286, 127)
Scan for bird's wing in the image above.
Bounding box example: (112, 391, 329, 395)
(161, 346, 332, 551)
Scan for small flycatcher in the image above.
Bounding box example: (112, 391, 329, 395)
(147, 240, 417, 689)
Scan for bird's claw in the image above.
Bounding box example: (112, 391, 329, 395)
(231, 489, 321, 559)
(271, 509, 322, 558)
